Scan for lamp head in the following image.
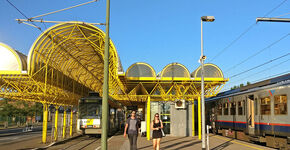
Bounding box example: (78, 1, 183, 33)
(201, 16, 215, 22)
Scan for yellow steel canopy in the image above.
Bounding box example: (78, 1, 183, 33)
(0, 22, 228, 106)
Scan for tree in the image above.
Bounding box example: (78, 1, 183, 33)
(230, 81, 251, 90)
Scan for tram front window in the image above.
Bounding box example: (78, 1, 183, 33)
(79, 100, 102, 119)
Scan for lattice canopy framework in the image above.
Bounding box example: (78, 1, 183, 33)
(121, 62, 228, 102)
(0, 22, 228, 107)
(0, 22, 125, 106)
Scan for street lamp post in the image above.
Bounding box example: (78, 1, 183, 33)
(200, 16, 215, 150)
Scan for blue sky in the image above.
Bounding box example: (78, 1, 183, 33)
(0, 0, 289, 91)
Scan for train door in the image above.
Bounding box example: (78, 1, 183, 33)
(247, 95, 255, 135)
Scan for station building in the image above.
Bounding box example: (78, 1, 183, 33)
(124, 62, 226, 137)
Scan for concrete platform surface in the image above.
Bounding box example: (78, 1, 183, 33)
(0, 132, 276, 150)
(107, 134, 275, 150)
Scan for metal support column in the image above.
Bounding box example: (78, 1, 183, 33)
(63, 107, 67, 139)
(101, 0, 110, 149)
(198, 96, 201, 140)
(146, 96, 151, 140)
(192, 100, 195, 136)
(70, 108, 73, 136)
(54, 106, 59, 141)
(42, 103, 48, 143)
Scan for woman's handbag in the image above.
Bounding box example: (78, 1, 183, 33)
(161, 129, 166, 137)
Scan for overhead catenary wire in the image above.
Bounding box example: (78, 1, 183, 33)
(227, 57, 290, 86)
(29, 0, 98, 20)
(223, 68, 290, 91)
(263, 0, 289, 17)
(209, 23, 256, 62)
(6, 0, 42, 31)
(209, 0, 288, 62)
(41, 18, 48, 30)
(229, 52, 290, 78)
(275, 12, 290, 18)
(224, 33, 290, 73)
(252, 70, 290, 83)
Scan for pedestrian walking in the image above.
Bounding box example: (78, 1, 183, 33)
(124, 111, 139, 150)
(151, 113, 163, 150)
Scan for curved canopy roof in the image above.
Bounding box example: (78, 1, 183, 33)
(191, 63, 224, 78)
(126, 62, 156, 78)
(0, 22, 126, 106)
(160, 62, 190, 78)
(0, 43, 27, 73)
(28, 22, 124, 96)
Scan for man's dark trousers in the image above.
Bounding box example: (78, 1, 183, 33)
(128, 134, 137, 150)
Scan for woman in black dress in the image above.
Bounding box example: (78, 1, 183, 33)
(151, 113, 163, 150)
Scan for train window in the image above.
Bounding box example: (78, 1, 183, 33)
(260, 97, 271, 115)
(230, 102, 236, 115)
(274, 95, 287, 115)
(217, 104, 222, 115)
(238, 101, 243, 115)
(223, 103, 228, 115)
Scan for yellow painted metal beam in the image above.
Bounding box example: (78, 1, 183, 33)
(192, 100, 195, 136)
(70, 108, 73, 136)
(146, 96, 151, 140)
(42, 103, 48, 143)
(63, 107, 67, 139)
(198, 96, 201, 140)
(54, 106, 59, 141)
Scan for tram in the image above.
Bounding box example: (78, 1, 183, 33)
(77, 92, 123, 135)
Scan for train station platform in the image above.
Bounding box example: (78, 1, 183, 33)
(0, 130, 275, 150)
(106, 133, 274, 150)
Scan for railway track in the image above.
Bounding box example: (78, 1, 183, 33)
(47, 135, 101, 150)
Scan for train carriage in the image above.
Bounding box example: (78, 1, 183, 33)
(206, 73, 290, 149)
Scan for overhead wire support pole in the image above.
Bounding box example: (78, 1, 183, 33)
(256, 17, 290, 23)
(101, 0, 110, 149)
(29, 0, 98, 20)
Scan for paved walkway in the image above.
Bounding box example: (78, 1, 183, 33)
(0, 131, 275, 150)
(108, 134, 275, 150)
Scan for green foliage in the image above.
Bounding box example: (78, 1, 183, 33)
(230, 82, 251, 90)
(0, 99, 42, 119)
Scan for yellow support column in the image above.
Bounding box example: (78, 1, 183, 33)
(42, 103, 48, 143)
(62, 107, 67, 139)
(70, 108, 73, 136)
(54, 106, 59, 141)
(146, 96, 151, 140)
(75, 111, 78, 134)
(198, 96, 201, 140)
(192, 100, 195, 136)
